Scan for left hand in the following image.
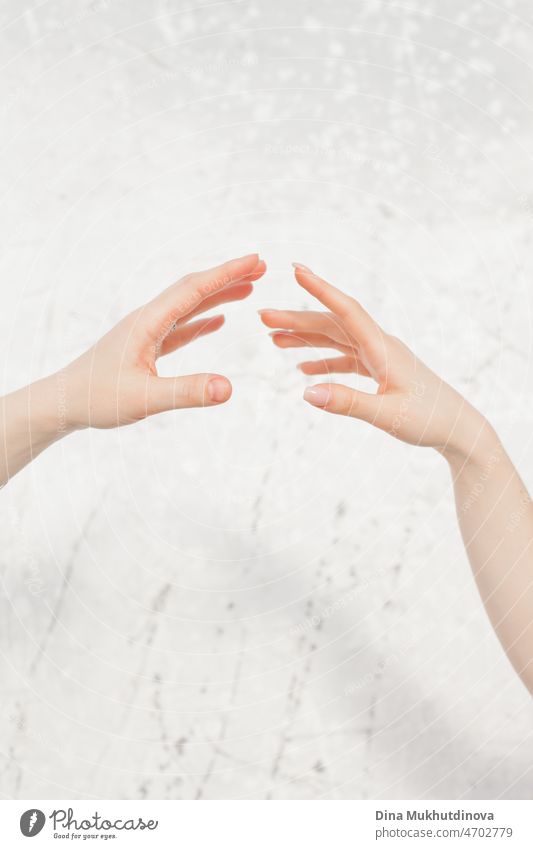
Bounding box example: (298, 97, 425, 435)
(259, 262, 490, 459)
(60, 253, 266, 429)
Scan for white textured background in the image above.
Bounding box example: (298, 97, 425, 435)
(1, 0, 533, 800)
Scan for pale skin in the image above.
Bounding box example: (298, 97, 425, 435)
(0, 253, 266, 485)
(1, 256, 531, 694)
(260, 263, 533, 695)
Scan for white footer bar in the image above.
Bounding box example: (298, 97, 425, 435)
(1, 799, 531, 848)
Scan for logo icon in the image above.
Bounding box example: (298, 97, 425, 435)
(20, 809, 46, 837)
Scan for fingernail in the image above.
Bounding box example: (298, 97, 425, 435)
(208, 378, 229, 403)
(303, 386, 330, 407)
(292, 262, 313, 273)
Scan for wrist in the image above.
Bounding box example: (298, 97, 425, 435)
(437, 411, 503, 473)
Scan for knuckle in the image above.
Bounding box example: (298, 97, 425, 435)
(345, 391, 359, 416)
(344, 294, 360, 313)
(182, 378, 203, 404)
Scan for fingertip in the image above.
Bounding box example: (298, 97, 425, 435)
(245, 262, 266, 284)
(207, 376, 232, 404)
(303, 385, 331, 408)
(292, 263, 317, 293)
(258, 309, 275, 326)
(208, 253, 262, 288)
(197, 314, 225, 338)
(269, 331, 287, 346)
(235, 253, 261, 274)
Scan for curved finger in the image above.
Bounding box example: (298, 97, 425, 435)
(148, 253, 264, 336)
(298, 355, 371, 377)
(303, 382, 386, 424)
(270, 330, 355, 354)
(259, 308, 351, 346)
(292, 263, 380, 344)
(184, 280, 254, 323)
(159, 314, 225, 356)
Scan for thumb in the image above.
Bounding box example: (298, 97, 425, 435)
(148, 373, 232, 413)
(303, 382, 384, 425)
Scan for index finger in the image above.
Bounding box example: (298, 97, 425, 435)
(292, 263, 380, 344)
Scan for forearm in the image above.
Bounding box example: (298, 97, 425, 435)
(0, 373, 75, 487)
(443, 424, 533, 693)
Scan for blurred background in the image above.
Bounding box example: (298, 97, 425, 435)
(0, 0, 532, 799)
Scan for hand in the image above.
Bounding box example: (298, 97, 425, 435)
(60, 253, 266, 429)
(260, 262, 493, 462)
